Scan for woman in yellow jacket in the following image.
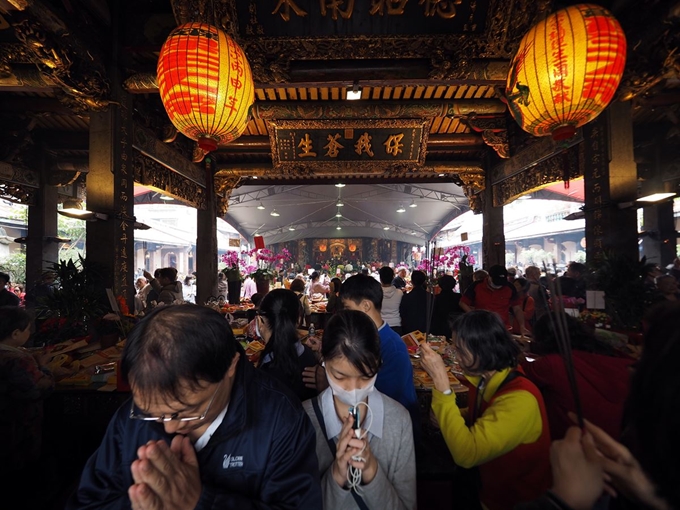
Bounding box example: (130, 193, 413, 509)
(419, 310, 551, 510)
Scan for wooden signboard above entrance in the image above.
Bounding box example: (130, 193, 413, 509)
(268, 119, 428, 171)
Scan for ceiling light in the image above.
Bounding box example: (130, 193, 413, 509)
(397, 204, 406, 213)
(335, 183, 346, 188)
(409, 200, 417, 208)
(252, 176, 258, 180)
(336, 199, 344, 207)
(336, 211, 342, 218)
(336, 225, 342, 230)
(383, 226, 390, 230)
(346, 81, 361, 100)
(270, 209, 280, 217)
(637, 192, 676, 203)
(438, 173, 445, 177)
(289, 226, 295, 231)
(257, 202, 265, 210)
(159, 195, 174, 201)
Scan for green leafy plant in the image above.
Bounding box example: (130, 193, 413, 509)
(34, 256, 110, 345)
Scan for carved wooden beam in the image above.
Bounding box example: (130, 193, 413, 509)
(215, 161, 482, 182)
(490, 132, 583, 187)
(252, 100, 506, 120)
(133, 152, 207, 210)
(132, 122, 206, 188)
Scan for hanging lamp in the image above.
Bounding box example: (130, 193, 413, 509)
(157, 23, 255, 152)
(505, 4, 626, 141)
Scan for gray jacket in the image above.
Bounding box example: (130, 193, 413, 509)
(303, 389, 416, 510)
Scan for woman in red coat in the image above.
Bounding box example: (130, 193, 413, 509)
(521, 313, 633, 441)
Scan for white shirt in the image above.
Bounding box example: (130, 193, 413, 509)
(194, 402, 229, 452)
(320, 386, 384, 440)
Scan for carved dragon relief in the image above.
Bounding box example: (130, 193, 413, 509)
(10, 18, 109, 112)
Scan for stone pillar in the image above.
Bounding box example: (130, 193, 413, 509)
(26, 162, 58, 288)
(86, 96, 135, 306)
(482, 170, 505, 268)
(196, 157, 218, 306)
(85, 3, 135, 308)
(583, 103, 638, 265)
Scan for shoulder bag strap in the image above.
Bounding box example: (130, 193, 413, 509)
(311, 397, 370, 510)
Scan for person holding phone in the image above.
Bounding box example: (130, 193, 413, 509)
(303, 309, 416, 510)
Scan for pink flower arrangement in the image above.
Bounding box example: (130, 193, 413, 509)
(247, 248, 292, 280)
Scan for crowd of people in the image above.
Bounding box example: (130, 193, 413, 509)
(2, 256, 680, 509)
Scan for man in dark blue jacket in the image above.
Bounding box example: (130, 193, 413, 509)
(67, 305, 322, 510)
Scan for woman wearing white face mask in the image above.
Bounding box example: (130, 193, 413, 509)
(302, 310, 416, 510)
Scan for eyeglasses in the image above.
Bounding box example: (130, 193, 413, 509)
(129, 382, 221, 423)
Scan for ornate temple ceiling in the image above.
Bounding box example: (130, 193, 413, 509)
(0, 0, 678, 243)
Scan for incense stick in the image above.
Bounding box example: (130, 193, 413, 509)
(544, 262, 585, 429)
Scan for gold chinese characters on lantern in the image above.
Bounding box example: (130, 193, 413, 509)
(157, 23, 255, 152)
(506, 4, 626, 140)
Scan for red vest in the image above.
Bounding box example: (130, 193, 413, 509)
(471, 372, 552, 510)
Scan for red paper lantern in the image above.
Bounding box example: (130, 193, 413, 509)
(506, 4, 626, 140)
(319, 244, 327, 252)
(349, 244, 356, 252)
(157, 23, 255, 152)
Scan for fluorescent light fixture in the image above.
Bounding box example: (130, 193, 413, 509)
(519, 194, 532, 200)
(252, 176, 258, 180)
(383, 226, 390, 230)
(336, 199, 344, 207)
(58, 200, 108, 221)
(270, 209, 280, 217)
(637, 192, 676, 203)
(257, 202, 266, 210)
(159, 195, 174, 201)
(438, 173, 445, 177)
(335, 183, 346, 188)
(409, 200, 417, 208)
(346, 81, 361, 100)
(289, 226, 296, 231)
(397, 204, 406, 213)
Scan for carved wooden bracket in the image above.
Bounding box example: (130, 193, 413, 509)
(214, 174, 242, 216)
(467, 114, 509, 159)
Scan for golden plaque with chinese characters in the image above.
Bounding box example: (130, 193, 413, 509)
(267, 119, 429, 171)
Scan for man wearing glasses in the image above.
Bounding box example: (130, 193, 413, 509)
(67, 305, 322, 509)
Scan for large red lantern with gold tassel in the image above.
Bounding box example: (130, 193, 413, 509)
(157, 23, 254, 152)
(506, 4, 626, 141)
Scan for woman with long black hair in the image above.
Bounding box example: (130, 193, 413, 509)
(256, 289, 318, 402)
(303, 309, 416, 510)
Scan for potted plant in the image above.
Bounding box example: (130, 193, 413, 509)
(221, 251, 244, 304)
(33, 256, 110, 346)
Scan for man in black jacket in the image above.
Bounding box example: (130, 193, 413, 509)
(399, 270, 432, 334)
(67, 305, 322, 510)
